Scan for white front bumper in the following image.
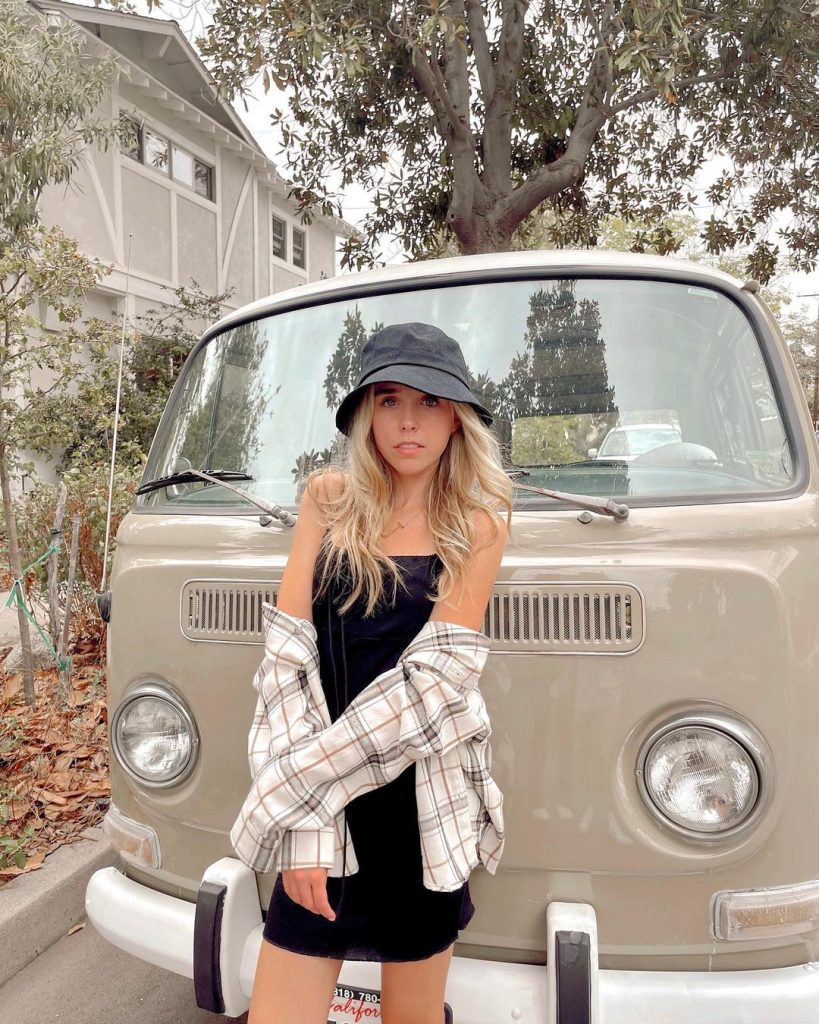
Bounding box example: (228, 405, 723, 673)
(86, 861, 819, 1023)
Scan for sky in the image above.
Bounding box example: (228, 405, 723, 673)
(72, 0, 819, 320)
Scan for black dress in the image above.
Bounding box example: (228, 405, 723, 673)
(262, 552, 475, 962)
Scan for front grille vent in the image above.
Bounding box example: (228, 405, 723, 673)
(483, 584, 643, 654)
(181, 579, 643, 653)
(181, 580, 276, 642)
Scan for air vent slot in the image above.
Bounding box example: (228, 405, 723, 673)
(483, 584, 643, 654)
(181, 580, 277, 642)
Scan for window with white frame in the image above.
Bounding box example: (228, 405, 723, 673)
(292, 227, 306, 270)
(123, 120, 214, 200)
(272, 215, 287, 261)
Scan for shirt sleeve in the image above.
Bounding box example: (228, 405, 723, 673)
(232, 603, 336, 873)
(230, 620, 491, 854)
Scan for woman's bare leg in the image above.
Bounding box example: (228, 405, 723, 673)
(248, 940, 343, 1024)
(380, 943, 454, 1024)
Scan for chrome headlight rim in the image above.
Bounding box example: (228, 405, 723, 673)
(635, 709, 773, 843)
(111, 681, 200, 789)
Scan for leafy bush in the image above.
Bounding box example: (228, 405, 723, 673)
(11, 457, 143, 648)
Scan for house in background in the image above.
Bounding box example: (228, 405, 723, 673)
(18, 0, 350, 491)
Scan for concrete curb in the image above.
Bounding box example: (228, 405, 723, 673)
(0, 825, 120, 988)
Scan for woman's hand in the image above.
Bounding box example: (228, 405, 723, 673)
(282, 867, 336, 921)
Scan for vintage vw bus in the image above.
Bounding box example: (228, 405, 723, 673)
(86, 252, 819, 1023)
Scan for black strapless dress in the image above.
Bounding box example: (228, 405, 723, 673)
(262, 553, 475, 962)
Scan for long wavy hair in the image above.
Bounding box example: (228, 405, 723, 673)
(308, 387, 512, 617)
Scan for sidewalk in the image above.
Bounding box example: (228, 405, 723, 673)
(0, 825, 120, 988)
(0, 588, 53, 660)
(0, 589, 21, 646)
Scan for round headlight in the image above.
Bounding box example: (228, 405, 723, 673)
(113, 685, 198, 787)
(637, 714, 768, 838)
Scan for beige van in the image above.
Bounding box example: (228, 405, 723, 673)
(86, 252, 819, 1023)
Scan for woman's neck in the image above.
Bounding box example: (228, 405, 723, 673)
(389, 468, 435, 510)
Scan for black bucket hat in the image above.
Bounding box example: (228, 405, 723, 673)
(335, 322, 493, 436)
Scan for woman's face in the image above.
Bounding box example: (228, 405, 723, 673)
(370, 382, 461, 482)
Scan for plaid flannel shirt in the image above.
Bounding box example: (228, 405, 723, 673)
(229, 603, 505, 892)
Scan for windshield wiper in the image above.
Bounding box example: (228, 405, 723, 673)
(138, 461, 296, 527)
(136, 469, 252, 496)
(508, 471, 629, 521)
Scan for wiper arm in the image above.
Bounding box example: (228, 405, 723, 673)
(508, 472, 629, 521)
(136, 469, 252, 496)
(179, 466, 295, 526)
(143, 459, 297, 527)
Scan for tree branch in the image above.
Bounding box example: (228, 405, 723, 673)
(495, 26, 612, 235)
(464, 0, 495, 98)
(482, 0, 527, 198)
(409, 44, 469, 143)
(606, 68, 730, 116)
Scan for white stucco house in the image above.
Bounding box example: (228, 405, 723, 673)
(18, 0, 350, 491)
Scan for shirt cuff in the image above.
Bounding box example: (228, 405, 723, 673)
(277, 827, 337, 871)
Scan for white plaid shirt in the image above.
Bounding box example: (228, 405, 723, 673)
(229, 603, 505, 892)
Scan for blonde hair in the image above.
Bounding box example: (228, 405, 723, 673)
(309, 387, 512, 616)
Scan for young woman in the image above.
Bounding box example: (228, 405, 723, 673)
(236, 322, 511, 1024)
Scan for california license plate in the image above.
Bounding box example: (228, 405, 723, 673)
(328, 986, 381, 1024)
(327, 986, 453, 1024)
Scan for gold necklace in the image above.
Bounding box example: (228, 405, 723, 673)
(382, 507, 425, 538)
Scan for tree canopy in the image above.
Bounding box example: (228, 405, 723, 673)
(195, 0, 819, 279)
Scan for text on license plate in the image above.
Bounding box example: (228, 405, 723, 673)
(328, 987, 380, 1024)
(328, 986, 453, 1024)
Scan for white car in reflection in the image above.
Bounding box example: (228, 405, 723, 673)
(591, 423, 682, 462)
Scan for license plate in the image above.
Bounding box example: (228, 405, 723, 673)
(327, 986, 453, 1024)
(328, 987, 381, 1024)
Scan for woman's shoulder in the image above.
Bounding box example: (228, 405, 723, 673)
(471, 506, 509, 548)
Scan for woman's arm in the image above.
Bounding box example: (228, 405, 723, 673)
(266, 472, 348, 921)
(275, 474, 338, 621)
(429, 509, 508, 630)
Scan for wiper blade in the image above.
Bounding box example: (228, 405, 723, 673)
(138, 459, 296, 527)
(508, 471, 629, 521)
(136, 469, 252, 496)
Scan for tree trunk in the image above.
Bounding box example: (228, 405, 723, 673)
(455, 215, 515, 255)
(47, 480, 67, 647)
(0, 442, 35, 704)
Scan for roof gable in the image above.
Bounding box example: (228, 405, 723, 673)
(31, 0, 259, 148)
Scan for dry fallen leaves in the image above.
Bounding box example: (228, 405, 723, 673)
(0, 654, 109, 888)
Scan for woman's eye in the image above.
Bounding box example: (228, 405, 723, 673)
(422, 396, 439, 407)
(380, 396, 397, 406)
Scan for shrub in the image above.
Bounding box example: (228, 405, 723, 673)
(10, 457, 143, 650)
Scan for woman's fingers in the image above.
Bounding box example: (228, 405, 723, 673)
(310, 877, 337, 922)
(282, 868, 336, 921)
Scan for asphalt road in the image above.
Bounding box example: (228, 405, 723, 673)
(0, 918, 248, 1024)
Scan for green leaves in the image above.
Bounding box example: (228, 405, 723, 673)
(194, 0, 819, 277)
(0, 1, 120, 252)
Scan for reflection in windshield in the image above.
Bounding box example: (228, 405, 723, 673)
(139, 278, 794, 510)
(151, 320, 276, 501)
(483, 281, 618, 462)
(285, 308, 388, 500)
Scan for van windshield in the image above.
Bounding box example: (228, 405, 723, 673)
(137, 277, 795, 510)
